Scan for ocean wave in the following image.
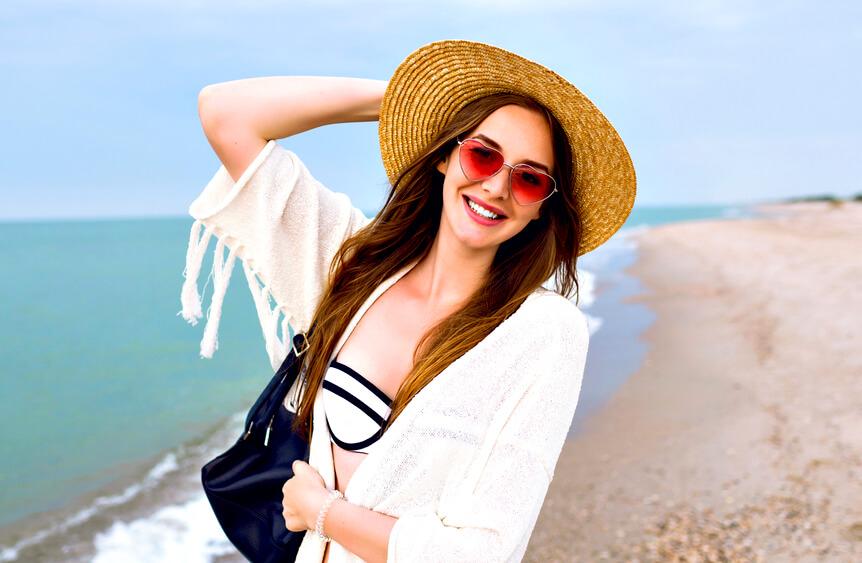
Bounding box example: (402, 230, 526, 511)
(92, 496, 235, 563)
(0, 413, 246, 562)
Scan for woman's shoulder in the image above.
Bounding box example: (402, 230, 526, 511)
(519, 286, 590, 339)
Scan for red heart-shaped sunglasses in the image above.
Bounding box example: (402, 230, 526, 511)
(456, 137, 558, 206)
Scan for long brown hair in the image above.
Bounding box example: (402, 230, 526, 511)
(290, 92, 581, 440)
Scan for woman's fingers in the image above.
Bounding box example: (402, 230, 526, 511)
(282, 474, 302, 531)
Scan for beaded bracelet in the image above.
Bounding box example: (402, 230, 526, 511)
(315, 488, 344, 542)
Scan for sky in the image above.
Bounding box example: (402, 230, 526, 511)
(0, 0, 859, 221)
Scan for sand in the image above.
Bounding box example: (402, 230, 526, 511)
(527, 201, 862, 562)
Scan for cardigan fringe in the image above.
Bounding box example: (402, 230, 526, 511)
(198, 236, 237, 358)
(179, 219, 211, 326)
(242, 260, 295, 370)
(178, 218, 295, 367)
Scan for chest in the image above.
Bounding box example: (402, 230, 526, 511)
(336, 288, 428, 394)
(328, 281, 458, 490)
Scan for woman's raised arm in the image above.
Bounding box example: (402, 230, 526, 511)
(198, 76, 387, 182)
(181, 76, 386, 370)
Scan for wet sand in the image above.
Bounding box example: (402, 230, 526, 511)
(528, 201, 862, 562)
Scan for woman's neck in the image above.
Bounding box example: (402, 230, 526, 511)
(404, 232, 495, 313)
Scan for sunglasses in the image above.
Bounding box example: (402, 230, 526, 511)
(456, 137, 558, 206)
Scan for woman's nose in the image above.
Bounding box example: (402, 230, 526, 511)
(480, 168, 510, 200)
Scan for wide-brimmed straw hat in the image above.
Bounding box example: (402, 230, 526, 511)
(378, 39, 637, 256)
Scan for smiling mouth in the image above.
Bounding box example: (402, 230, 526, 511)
(463, 195, 508, 219)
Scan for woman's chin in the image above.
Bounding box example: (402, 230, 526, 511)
(454, 228, 501, 252)
(440, 209, 504, 252)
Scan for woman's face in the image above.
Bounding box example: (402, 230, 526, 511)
(435, 104, 555, 256)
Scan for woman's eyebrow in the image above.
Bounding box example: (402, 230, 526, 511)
(474, 133, 551, 173)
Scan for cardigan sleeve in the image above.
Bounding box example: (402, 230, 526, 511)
(178, 140, 373, 370)
(386, 302, 590, 562)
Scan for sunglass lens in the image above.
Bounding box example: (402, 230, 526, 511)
(461, 139, 503, 179)
(511, 166, 554, 205)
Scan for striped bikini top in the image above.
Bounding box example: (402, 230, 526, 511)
(322, 358, 393, 454)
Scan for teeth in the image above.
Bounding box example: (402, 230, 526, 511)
(467, 197, 501, 219)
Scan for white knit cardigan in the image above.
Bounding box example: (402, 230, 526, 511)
(179, 140, 589, 562)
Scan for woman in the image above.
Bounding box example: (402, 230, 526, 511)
(182, 40, 635, 562)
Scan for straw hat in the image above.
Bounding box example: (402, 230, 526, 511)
(378, 39, 637, 256)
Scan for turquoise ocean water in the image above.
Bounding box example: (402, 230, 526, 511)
(0, 203, 756, 561)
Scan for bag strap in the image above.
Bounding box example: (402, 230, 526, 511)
(243, 322, 317, 443)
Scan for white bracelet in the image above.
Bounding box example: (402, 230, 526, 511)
(315, 488, 344, 542)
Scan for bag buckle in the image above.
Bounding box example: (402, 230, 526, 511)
(292, 332, 310, 358)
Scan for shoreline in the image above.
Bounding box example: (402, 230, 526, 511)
(529, 201, 862, 561)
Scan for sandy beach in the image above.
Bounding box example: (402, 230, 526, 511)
(528, 201, 862, 562)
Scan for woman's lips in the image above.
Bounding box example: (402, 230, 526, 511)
(467, 194, 507, 217)
(463, 194, 507, 226)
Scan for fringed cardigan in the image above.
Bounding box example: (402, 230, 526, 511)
(179, 140, 589, 562)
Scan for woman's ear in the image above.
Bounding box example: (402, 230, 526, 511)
(435, 155, 448, 175)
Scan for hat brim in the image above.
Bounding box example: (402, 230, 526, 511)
(378, 39, 637, 256)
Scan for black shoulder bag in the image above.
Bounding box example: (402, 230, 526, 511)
(201, 326, 316, 563)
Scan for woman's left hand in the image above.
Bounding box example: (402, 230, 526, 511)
(282, 459, 329, 532)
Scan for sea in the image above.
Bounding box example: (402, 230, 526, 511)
(0, 203, 758, 562)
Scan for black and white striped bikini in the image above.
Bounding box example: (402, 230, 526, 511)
(322, 358, 393, 454)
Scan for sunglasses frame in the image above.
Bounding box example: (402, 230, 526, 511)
(456, 136, 558, 206)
